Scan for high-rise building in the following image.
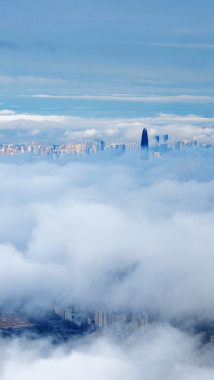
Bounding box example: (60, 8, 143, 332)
(95, 310, 108, 327)
(100, 140, 105, 151)
(92, 139, 105, 152)
(141, 129, 148, 149)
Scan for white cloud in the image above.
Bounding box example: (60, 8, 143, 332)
(20, 94, 214, 103)
(0, 148, 213, 318)
(0, 324, 212, 380)
(0, 112, 213, 144)
(0, 145, 213, 379)
(0, 110, 15, 115)
(64, 128, 97, 139)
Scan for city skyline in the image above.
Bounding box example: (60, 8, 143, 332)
(0, 131, 208, 160)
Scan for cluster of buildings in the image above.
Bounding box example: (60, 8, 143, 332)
(0, 314, 33, 332)
(0, 129, 211, 160)
(2, 304, 214, 362)
(0, 304, 149, 341)
(49, 305, 149, 339)
(0, 307, 34, 337)
(141, 128, 200, 157)
(0, 140, 140, 159)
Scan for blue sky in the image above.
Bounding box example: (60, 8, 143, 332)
(1, 0, 214, 132)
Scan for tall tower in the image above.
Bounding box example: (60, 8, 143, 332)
(141, 128, 148, 149)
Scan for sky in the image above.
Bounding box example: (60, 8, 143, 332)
(1, 0, 214, 125)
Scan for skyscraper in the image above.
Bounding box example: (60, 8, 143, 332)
(141, 128, 148, 149)
(95, 310, 108, 327)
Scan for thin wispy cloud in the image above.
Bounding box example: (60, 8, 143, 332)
(20, 94, 214, 103)
(0, 75, 67, 85)
(135, 79, 175, 85)
(129, 41, 214, 49)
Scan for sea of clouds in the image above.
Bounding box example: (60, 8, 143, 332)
(0, 145, 214, 379)
(0, 111, 213, 144)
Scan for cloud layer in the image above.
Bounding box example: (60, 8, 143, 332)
(0, 112, 213, 144)
(0, 148, 213, 319)
(0, 145, 214, 379)
(0, 323, 213, 380)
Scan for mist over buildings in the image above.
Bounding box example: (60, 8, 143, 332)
(0, 145, 214, 379)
